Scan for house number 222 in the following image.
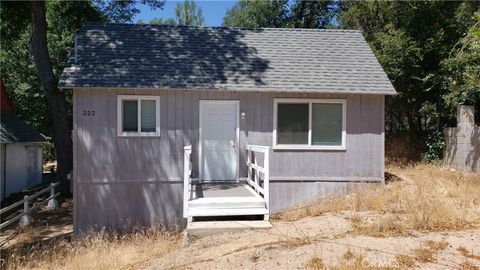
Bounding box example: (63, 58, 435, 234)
(83, 110, 95, 116)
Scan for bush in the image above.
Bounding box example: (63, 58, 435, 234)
(423, 131, 446, 163)
(42, 139, 56, 162)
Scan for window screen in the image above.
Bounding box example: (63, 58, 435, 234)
(141, 100, 156, 132)
(122, 100, 138, 132)
(312, 103, 343, 146)
(277, 103, 309, 144)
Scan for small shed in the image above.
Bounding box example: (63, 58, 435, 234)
(0, 80, 45, 201)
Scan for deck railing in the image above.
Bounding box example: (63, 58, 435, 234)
(0, 182, 59, 230)
(246, 145, 270, 217)
(183, 145, 192, 218)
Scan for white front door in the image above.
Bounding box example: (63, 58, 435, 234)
(200, 101, 239, 181)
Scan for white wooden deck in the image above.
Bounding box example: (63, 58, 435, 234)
(187, 182, 268, 218)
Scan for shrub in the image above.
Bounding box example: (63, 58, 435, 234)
(424, 131, 446, 162)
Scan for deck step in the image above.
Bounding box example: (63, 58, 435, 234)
(189, 197, 265, 209)
(187, 207, 268, 217)
(187, 220, 272, 236)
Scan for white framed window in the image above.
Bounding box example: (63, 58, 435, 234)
(117, 95, 160, 137)
(273, 98, 346, 150)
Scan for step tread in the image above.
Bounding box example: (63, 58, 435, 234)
(189, 196, 265, 205)
(187, 220, 272, 230)
(188, 207, 268, 217)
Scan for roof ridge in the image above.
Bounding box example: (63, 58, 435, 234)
(82, 22, 363, 33)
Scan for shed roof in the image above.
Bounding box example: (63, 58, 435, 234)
(1, 112, 44, 144)
(59, 23, 396, 95)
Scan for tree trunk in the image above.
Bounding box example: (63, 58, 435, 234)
(29, 1, 72, 196)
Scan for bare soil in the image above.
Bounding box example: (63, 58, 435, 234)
(143, 212, 480, 269)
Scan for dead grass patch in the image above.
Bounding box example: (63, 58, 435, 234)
(330, 250, 397, 270)
(395, 254, 416, 268)
(458, 246, 480, 260)
(426, 240, 449, 251)
(305, 256, 325, 269)
(413, 248, 435, 263)
(276, 164, 480, 233)
(1, 225, 180, 270)
(460, 260, 480, 270)
(352, 215, 410, 237)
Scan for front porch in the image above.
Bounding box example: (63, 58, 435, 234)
(183, 145, 271, 226)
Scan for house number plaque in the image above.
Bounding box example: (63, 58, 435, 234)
(82, 110, 95, 116)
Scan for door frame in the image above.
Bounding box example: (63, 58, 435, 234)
(199, 100, 240, 182)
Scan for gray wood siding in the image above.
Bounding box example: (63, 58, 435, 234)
(74, 89, 384, 182)
(73, 89, 384, 232)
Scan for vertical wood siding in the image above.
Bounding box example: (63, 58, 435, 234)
(73, 89, 384, 232)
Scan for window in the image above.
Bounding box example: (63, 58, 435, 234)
(117, 95, 160, 136)
(273, 99, 346, 150)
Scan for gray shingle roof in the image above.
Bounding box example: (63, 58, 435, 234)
(59, 23, 396, 95)
(1, 112, 44, 143)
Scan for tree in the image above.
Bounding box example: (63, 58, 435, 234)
(142, 17, 176, 25)
(223, 0, 288, 28)
(223, 0, 338, 28)
(442, 12, 480, 121)
(340, 1, 479, 136)
(175, 0, 204, 26)
(1, 0, 164, 195)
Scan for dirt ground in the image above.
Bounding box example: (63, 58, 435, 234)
(0, 199, 73, 250)
(1, 165, 479, 270)
(141, 212, 480, 269)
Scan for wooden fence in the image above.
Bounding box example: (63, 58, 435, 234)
(0, 182, 59, 230)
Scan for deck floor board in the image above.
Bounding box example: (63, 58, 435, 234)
(194, 183, 255, 198)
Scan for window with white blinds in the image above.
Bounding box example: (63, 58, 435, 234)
(117, 95, 160, 136)
(273, 99, 346, 150)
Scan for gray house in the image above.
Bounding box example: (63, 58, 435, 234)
(59, 23, 396, 233)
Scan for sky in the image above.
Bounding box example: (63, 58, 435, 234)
(134, 0, 237, 26)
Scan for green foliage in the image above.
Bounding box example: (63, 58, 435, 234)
(175, 0, 204, 26)
(223, 0, 289, 28)
(442, 12, 480, 116)
(340, 1, 479, 134)
(139, 0, 203, 26)
(93, 0, 165, 23)
(1, 0, 164, 162)
(42, 139, 56, 162)
(222, 0, 339, 28)
(1, 1, 105, 137)
(142, 17, 177, 25)
(424, 131, 446, 163)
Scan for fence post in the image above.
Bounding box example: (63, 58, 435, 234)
(19, 195, 32, 226)
(47, 183, 58, 210)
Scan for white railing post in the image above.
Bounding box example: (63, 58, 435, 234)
(246, 145, 270, 220)
(47, 183, 58, 210)
(247, 149, 252, 187)
(183, 145, 192, 218)
(264, 148, 270, 221)
(19, 195, 32, 226)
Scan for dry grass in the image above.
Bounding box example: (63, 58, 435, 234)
(330, 250, 397, 270)
(305, 256, 325, 269)
(411, 240, 449, 264)
(413, 248, 435, 263)
(351, 215, 409, 237)
(458, 246, 480, 260)
(460, 261, 480, 270)
(426, 240, 449, 251)
(276, 164, 480, 233)
(1, 225, 180, 270)
(395, 254, 416, 268)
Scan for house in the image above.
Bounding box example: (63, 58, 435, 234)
(59, 23, 396, 233)
(0, 80, 44, 201)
